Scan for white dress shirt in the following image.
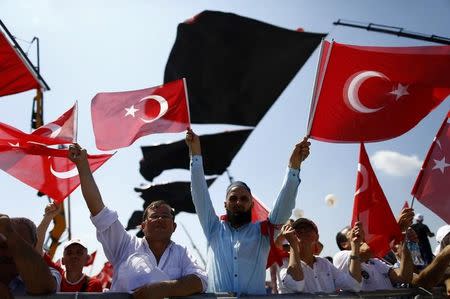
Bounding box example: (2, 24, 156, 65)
(333, 250, 393, 291)
(280, 256, 361, 293)
(91, 207, 207, 292)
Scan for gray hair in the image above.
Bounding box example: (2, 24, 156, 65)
(10, 217, 37, 247)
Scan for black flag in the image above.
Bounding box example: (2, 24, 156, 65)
(165, 10, 326, 126)
(135, 178, 216, 215)
(140, 129, 252, 181)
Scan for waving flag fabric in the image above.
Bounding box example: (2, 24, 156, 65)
(308, 41, 450, 142)
(412, 111, 450, 223)
(91, 79, 189, 150)
(165, 10, 325, 126)
(351, 143, 402, 257)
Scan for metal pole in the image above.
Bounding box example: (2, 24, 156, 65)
(180, 223, 206, 268)
(333, 19, 450, 45)
(0, 19, 50, 90)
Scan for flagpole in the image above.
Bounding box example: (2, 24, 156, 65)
(180, 223, 206, 268)
(182, 78, 191, 127)
(410, 196, 416, 209)
(306, 39, 333, 137)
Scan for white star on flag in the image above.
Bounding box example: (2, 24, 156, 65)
(124, 105, 139, 117)
(389, 83, 409, 101)
(432, 157, 450, 174)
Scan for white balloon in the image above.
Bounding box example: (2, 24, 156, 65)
(293, 208, 304, 219)
(325, 194, 338, 207)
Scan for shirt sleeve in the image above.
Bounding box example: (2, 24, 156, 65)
(49, 267, 62, 292)
(373, 258, 392, 277)
(268, 168, 301, 225)
(329, 262, 362, 292)
(180, 247, 208, 292)
(279, 266, 305, 293)
(190, 155, 220, 238)
(333, 250, 351, 271)
(90, 206, 133, 265)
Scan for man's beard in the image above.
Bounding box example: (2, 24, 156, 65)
(226, 209, 252, 227)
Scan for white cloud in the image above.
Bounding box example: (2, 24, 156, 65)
(371, 150, 422, 177)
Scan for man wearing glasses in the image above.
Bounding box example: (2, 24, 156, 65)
(69, 144, 207, 299)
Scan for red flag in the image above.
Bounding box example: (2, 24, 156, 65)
(32, 103, 77, 143)
(0, 144, 113, 203)
(85, 250, 97, 267)
(308, 41, 450, 143)
(0, 31, 41, 97)
(412, 111, 450, 223)
(91, 79, 190, 150)
(251, 195, 270, 222)
(351, 143, 402, 258)
(95, 262, 114, 289)
(402, 200, 410, 210)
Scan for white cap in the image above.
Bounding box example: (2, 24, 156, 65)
(434, 225, 450, 256)
(414, 213, 424, 221)
(63, 238, 87, 250)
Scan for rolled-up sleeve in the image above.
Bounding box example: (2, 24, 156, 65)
(181, 247, 208, 292)
(91, 206, 132, 265)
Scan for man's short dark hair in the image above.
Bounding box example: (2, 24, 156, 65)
(142, 200, 175, 221)
(11, 217, 37, 247)
(292, 218, 318, 233)
(336, 226, 350, 251)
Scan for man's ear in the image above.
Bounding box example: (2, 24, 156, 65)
(61, 257, 66, 266)
(173, 222, 177, 232)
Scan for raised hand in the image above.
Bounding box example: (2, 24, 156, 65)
(68, 143, 88, 166)
(397, 207, 414, 232)
(43, 202, 62, 220)
(185, 128, 201, 156)
(288, 137, 311, 169)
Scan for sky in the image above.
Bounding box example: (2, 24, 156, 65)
(1, 0, 449, 275)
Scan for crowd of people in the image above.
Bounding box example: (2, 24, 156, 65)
(1, 128, 449, 298)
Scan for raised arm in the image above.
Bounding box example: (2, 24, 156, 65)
(0, 214, 56, 295)
(348, 222, 362, 283)
(283, 224, 304, 282)
(390, 240, 413, 284)
(35, 202, 61, 254)
(68, 144, 105, 216)
(186, 128, 220, 237)
(270, 137, 310, 224)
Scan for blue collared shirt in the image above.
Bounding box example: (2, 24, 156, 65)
(190, 155, 300, 295)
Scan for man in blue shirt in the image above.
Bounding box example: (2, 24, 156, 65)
(186, 128, 310, 295)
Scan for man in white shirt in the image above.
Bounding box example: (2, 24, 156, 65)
(280, 218, 362, 293)
(0, 215, 61, 298)
(69, 144, 207, 299)
(334, 224, 413, 291)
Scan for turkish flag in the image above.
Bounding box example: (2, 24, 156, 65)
(351, 143, 402, 258)
(85, 250, 97, 267)
(308, 41, 450, 142)
(412, 111, 450, 223)
(91, 79, 190, 150)
(0, 144, 112, 202)
(0, 31, 41, 97)
(32, 102, 77, 143)
(95, 262, 114, 289)
(251, 195, 270, 222)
